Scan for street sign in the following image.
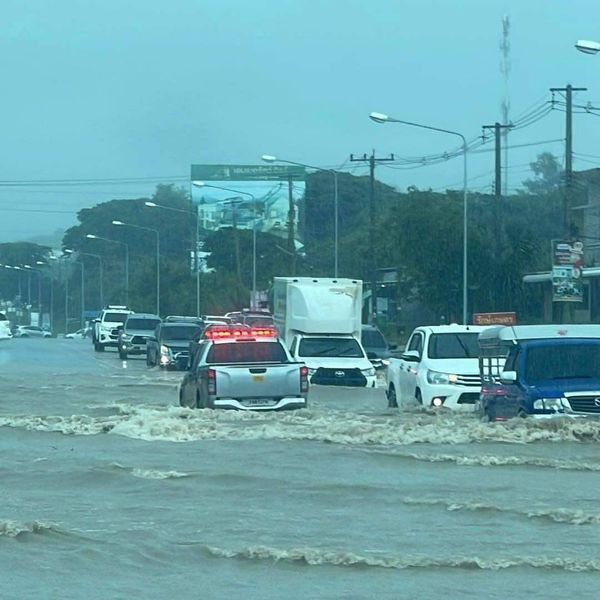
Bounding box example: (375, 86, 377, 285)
(552, 240, 584, 302)
(473, 312, 517, 326)
(190, 164, 305, 181)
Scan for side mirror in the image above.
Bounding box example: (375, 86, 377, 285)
(402, 350, 421, 362)
(500, 370, 517, 384)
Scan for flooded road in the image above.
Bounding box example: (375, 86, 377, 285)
(1, 338, 599, 599)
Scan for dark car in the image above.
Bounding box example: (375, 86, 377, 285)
(361, 325, 396, 369)
(146, 322, 204, 369)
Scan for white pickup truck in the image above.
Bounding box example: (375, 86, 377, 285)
(386, 324, 488, 411)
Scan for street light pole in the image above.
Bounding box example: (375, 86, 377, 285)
(23, 265, 42, 316)
(145, 200, 200, 317)
(370, 112, 469, 325)
(86, 234, 129, 306)
(77, 251, 104, 309)
(262, 155, 339, 277)
(112, 221, 160, 316)
(192, 181, 258, 308)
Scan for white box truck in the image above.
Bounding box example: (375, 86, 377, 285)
(272, 277, 376, 387)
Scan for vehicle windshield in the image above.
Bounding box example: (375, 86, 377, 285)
(161, 325, 203, 341)
(362, 328, 387, 348)
(524, 343, 600, 382)
(428, 333, 480, 359)
(207, 341, 287, 363)
(298, 337, 364, 358)
(127, 318, 161, 330)
(104, 312, 129, 323)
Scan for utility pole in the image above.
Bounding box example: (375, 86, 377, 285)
(550, 84, 587, 237)
(482, 122, 512, 266)
(287, 177, 296, 275)
(350, 151, 395, 323)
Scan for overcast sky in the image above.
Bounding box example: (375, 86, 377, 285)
(1, 0, 600, 242)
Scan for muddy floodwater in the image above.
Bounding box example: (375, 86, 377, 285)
(1, 338, 599, 599)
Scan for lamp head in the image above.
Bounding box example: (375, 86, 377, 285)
(261, 154, 277, 162)
(369, 112, 390, 124)
(144, 201, 157, 207)
(86, 234, 98, 239)
(575, 39, 600, 54)
(112, 220, 125, 226)
(191, 181, 205, 188)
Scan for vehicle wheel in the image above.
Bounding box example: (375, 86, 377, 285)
(415, 389, 423, 405)
(21, 334, 29, 338)
(387, 385, 398, 408)
(146, 353, 152, 367)
(94, 341, 104, 352)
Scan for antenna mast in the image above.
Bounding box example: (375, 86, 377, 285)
(500, 15, 511, 195)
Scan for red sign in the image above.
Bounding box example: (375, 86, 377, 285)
(472, 312, 517, 326)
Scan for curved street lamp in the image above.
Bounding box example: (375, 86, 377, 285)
(192, 181, 259, 309)
(145, 201, 200, 317)
(369, 111, 469, 325)
(262, 154, 339, 277)
(575, 40, 600, 55)
(112, 220, 160, 316)
(86, 234, 129, 306)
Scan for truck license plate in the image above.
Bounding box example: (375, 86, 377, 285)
(252, 375, 265, 382)
(245, 398, 274, 406)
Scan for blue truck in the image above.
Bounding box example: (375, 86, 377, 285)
(477, 324, 600, 421)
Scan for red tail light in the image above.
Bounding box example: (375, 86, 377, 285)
(300, 366, 309, 393)
(207, 368, 216, 395)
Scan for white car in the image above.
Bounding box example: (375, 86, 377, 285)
(0, 312, 12, 340)
(14, 325, 52, 338)
(65, 328, 90, 339)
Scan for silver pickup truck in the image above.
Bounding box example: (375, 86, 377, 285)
(178, 326, 309, 411)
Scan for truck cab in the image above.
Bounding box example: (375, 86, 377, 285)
(92, 305, 133, 351)
(287, 332, 376, 387)
(386, 324, 488, 410)
(478, 324, 600, 421)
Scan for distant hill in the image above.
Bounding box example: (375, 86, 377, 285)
(25, 229, 65, 249)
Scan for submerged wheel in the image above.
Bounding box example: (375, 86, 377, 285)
(387, 385, 398, 408)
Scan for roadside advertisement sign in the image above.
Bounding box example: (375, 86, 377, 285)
(190, 164, 306, 240)
(473, 312, 517, 326)
(552, 240, 584, 302)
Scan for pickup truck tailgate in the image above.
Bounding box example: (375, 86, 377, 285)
(213, 363, 303, 399)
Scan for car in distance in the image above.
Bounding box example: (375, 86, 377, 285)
(93, 305, 133, 352)
(14, 325, 52, 338)
(117, 313, 162, 359)
(64, 326, 92, 339)
(0, 312, 13, 340)
(146, 321, 204, 369)
(179, 325, 308, 411)
(361, 324, 396, 369)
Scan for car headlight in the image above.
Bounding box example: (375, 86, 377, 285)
(427, 370, 458, 385)
(533, 398, 570, 411)
(362, 367, 376, 377)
